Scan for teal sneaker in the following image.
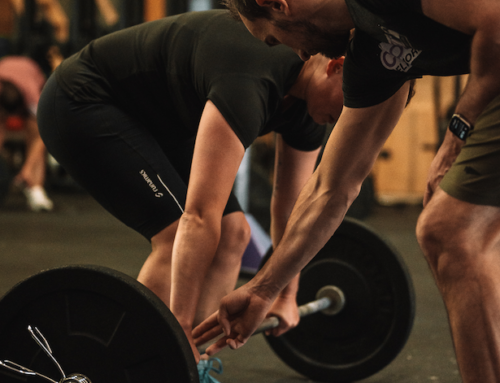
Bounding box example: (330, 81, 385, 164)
(197, 358, 223, 383)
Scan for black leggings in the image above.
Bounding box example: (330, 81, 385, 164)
(37, 74, 242, 240)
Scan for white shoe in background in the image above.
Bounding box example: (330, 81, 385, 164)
(23, 185, 54, 212)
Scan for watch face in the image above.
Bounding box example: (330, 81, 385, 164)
(450, 116, 469, 140)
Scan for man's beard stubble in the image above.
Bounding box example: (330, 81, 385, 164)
(273, 18, 351, 59)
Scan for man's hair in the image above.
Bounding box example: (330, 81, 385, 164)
(221, 0, 272, 21)
(0, 80, 26, 116)
(218, 1, 416, 105)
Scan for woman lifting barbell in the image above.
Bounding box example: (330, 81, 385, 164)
(35, 8, 351, 383)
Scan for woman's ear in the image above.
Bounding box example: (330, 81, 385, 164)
(326, 56, 345, 76)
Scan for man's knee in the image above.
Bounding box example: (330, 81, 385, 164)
(417, 202, 481, 285)
(417, 189, 471, 257)
(416, 206, 442, 258)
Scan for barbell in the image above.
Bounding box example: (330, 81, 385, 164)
(0, 217, 415, 383)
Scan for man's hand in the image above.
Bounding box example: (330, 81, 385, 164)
(193, 283, 275, 355)
(265, 293, 300, 337)
(424, 129, 464, 206)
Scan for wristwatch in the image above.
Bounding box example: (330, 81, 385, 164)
(449, 114, 473, 140)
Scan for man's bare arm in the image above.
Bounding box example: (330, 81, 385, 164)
(421, 0, 500, 203)
(254, 82, 411, 299)
(422, 0, 500, 124)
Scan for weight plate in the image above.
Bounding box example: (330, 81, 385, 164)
(0, 265, 199, 383)
(263, 217, 415, 382)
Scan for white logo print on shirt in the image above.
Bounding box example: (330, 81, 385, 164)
(379, 26, 422, 72)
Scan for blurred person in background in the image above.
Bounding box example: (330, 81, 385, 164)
(0, 55, 53, 211)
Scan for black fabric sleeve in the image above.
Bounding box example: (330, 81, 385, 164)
(342, 31, 420, 108)
(281, 124, 326, 151)
(207, 74, 278, 149)
(279, 102, 326, 151)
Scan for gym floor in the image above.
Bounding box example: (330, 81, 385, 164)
(0, 188, 462, 383)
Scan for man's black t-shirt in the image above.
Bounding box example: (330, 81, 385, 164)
(343, 0, 473, 108)
(55, 10, 325, 151)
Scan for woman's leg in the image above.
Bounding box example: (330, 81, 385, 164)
(16, 116, 53, 211)
(138, 211, 251, 325)
(137, 220, 179, 307)
(194, 211, 251, 326)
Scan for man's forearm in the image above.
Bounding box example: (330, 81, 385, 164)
(251, 170, 356, 299)
(455, 20, 500, 124)
(421, 0, 500, 124)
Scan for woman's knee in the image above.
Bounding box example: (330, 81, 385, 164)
(151, 220, 179, 256)
(218, 212, 252, 260)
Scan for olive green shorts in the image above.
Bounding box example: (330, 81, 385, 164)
(441, 94, 500, 207)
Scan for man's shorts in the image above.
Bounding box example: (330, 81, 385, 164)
(37, 75, 242, 240)
(441, 93, 500, 207)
